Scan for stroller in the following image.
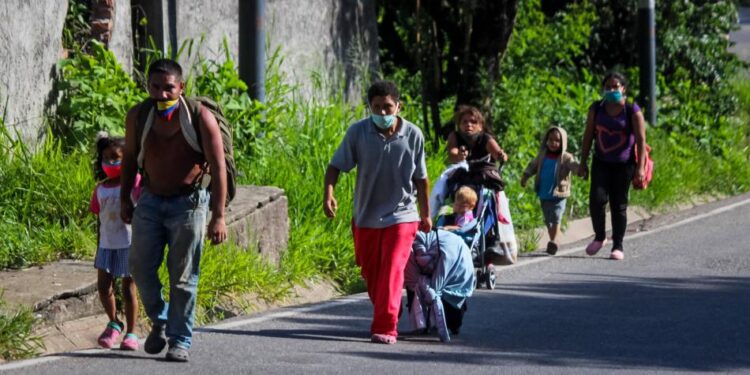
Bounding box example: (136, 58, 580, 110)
(403, 229, 475, 342)
(430, 157, 519, 290)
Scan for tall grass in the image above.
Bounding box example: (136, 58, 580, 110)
(0, 125, 95, 269)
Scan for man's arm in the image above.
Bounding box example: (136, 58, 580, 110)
(323, 165, 340, 218)
(198, 106, 227, 244)
(120, 106, 139, 224)
(414, 178, 432, 233)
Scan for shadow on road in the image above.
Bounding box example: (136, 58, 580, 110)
(198, 326, 366, 344)
(191, 275, 748, 372)
(345, 275, 750, 372)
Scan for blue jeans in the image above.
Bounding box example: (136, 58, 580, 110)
(129, 188, 209, 349)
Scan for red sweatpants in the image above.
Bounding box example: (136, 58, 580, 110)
(352, 221, 419, 337)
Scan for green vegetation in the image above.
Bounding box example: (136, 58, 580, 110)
(1, 0, 749, 356)
(0, 125, 94, 269)
(0, 292, 45, 360)
(381, 0, 750, 234)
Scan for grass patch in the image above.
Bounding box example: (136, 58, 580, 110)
(0, 125, 95, 269)
(0, 293, 44, 361)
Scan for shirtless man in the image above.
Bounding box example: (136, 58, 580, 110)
(120, 59, 227, 362)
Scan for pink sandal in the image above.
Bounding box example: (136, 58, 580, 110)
(371, 333, 397, 345)
(97, 321, 123, 349)
(120, 333, 139, 351)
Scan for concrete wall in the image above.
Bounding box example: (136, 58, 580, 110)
(0, 0, 68, 141)
(109, 0, 133, 73)
(224, 186, 289, 264)
(159, 0, 379, 101)
(267, 0, 379, 99)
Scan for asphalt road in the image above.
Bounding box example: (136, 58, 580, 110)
(4, 193, 749, 374)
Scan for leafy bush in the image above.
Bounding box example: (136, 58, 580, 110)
(53, 41, 146, 150)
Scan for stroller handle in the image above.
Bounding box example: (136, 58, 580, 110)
(467, 154, 505, 174)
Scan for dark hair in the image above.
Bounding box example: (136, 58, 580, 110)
(367, 80, 400, 103)
(601, 71, 628, 88)
(148, 59, 183, 81)
(453, 104, 494, 136)
(454, 105, 485, 128)
(545, 127, 563, 154)
(94, 133, 125, 181)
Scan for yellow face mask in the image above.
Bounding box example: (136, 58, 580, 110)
(156, 99, 180, 120)
(156, 99, 179, 111)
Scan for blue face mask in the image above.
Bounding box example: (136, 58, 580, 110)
(371, 114, 397, 129)
(603, 90, 623, 103)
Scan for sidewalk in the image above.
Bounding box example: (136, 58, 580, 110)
(0, 263, 338, 358)
(532, 195, 721, 252)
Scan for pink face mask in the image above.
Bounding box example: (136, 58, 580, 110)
(102, 161, 122, 179)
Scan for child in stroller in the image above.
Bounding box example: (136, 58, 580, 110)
(403, 229, 475, 342)
(434, 104, 518, 289)
(436, 179, 512, 289)
(440, 186, 477, 232)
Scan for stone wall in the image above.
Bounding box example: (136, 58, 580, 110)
(0, 1, 68, 141)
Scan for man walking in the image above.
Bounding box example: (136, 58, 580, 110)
(120, 59, 227, 362)
(324, 80, 431, 344)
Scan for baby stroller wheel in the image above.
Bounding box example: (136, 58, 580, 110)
(485, 264, 496, 290)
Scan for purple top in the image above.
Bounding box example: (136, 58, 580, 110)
(592, 102, 640, 163)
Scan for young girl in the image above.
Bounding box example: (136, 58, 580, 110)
(90, 132, 141, 350)
(446, 105, 517, 265)
(521, 126, 581, 255)
(578, 72, 648, 260)
(446, 105, 508, 166)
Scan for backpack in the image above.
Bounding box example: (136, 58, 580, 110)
(592, 100, 654, 190)
(135, 96, 237, 204)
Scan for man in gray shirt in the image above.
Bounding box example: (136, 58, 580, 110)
(324, 80, 431, 345)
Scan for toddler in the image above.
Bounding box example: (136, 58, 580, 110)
(441, 186, 478, 231)
(521, 126, 581, 255)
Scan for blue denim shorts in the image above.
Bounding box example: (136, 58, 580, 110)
(540, 198, 566, 227)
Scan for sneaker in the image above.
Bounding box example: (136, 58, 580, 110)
(120, 333, 139, 351)
(546, 241, 558, 255)
(585, 239, 607, 256)
(144, 324, 167, 354)
(165, 345, 189, 362)
(97, 321, 123, 349)
(370, 333, 397, 345)
(610, 249, 625, 260)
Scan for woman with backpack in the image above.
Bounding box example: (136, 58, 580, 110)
(578, 72, 648, 261)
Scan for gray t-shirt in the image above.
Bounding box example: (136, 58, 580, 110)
(330, 117, 428, 228)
